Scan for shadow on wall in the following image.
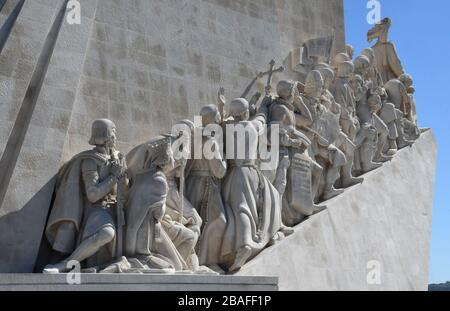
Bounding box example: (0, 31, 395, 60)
(0, 177, 56, 273)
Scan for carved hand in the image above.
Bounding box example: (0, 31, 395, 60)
(153, 204, 166, 221)
(110, 161, 122, 177)
(279, 155, 290, 170)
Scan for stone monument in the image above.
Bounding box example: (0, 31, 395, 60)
(0, 0, 435, 292)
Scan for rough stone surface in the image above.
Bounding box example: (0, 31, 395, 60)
(0, 274, 278, 291)
(237, 130, 437, 291)
(0, 0, 345, 273)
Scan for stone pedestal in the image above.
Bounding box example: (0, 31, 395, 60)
(0, 274, 278, 291)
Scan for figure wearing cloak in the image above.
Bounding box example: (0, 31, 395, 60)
(299, 71, 348, 201)
(220, 98, 288, 272)
(43, 119, 126, 273)
(125, 135, 187, 271)
(331, 61, 366, 188)
(367, 18, 405, 83)
(384, 78, 420, 143)
(184, 106, 228, 271)
(361, 48, 384, 90)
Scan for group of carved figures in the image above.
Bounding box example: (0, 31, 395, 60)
(43, 18, 422, 275)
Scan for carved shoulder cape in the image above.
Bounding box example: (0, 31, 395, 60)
(45, 150, 109, 253)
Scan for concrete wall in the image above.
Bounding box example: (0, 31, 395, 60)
(0, 0, 345, 273)
(237, 131, 437, 291)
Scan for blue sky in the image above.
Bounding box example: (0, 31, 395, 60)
(344, 0, 450, 284)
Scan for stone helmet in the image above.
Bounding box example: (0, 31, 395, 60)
(361, 48, 375, 64)
(399, 73, 413, 88)
(89, 119, 116, 146)
(228, 98, 249, 118)
(354, 55, 371, 74)
(337, 61, 354, 78)
(305, 70, 324, 93)
(332, 52, 351, 69)
(276, 80, 295, 99)
(200, 104, 221, 125)
(345, 44, 355, 59)
(317, 67, 335, 84)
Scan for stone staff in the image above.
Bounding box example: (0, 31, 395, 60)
(111, 149, 126, 259)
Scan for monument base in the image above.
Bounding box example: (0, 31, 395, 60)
(0, 274, 278, 291)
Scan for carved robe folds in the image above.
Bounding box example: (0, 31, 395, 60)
(185, 136, 228, 267)
(45, 150, 117, 268)
(221, 116, 283, 268)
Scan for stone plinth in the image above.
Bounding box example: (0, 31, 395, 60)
(237, 131, 437, 291)
(0, 274, 278, 291)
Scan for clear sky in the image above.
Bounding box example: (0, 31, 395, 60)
(344, 0, 450, 284)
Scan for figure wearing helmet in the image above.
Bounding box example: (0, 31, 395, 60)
(43, 119, 127, 273)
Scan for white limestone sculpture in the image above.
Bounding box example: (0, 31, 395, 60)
(267, 80, 326, 227)
(163, 159, 205, 272)
(125, 135, 188, 272)
(399, 74, 418, 124)
(384, 76, 420, 143)
(298, 71, 348, 201)
(317, 65, 364, 188)
(331, 61, 365, 187)
(352, 70, 393, 164)
(345, 44, 355, 60)
(360, 48, 384, 90)
(184, 106, 228, 273)
(367, 17, 405, 83)
(331, 52, 351, 73)
(349, 74, 383, 174)
(220, 98, 290, 272)
(43, 119, 128, 273)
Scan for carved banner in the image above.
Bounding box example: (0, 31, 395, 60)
(288, 153, 314, 216)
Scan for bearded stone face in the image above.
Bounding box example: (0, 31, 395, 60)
(106, 127, 117, 149)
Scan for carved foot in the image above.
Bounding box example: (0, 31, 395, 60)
(195, 265, 220, 275)
(322, 187, 344, 201)
(228, 245, 252, 273)
(268, 232, 285, 247)
(279, 225, 294, 237)
(43, 261, 70, 274)
(207, 264, 225, 275)
(341, 176, 364, 188)
(137, 255, 174, 270)
(362, 162, 383, 174)
(312, 204, 327, 215)
(397, 138, 414, 149)
(385, 149, 397, 157)
(373, 154, 393, 163)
